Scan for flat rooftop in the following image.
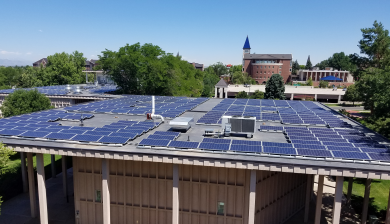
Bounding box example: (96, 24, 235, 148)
(2, 96, 390, 175)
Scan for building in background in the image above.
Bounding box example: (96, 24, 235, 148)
(242, 36, 292, 84)
(190, 62, 204, 71)
(32, 58, 48, 67)
(297, 67, 354, 82)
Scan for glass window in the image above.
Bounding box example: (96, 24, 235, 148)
(280, 66, 282, 69)
(279, 71, 281, 74)
(96, 190, 101, 202)
(261, 66, 262, 68)
(257, 66, 258, 68)
(269, 66, 271, 68)
(273, 66, 274, 68)
(217, 202, 225, 215)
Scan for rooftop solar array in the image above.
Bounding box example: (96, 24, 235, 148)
(196, 98, 351, 128)
(64, 95, 208, 119)
(0, 118, 161, 145)
(0, 84, 117, 96)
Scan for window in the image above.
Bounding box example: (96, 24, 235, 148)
(279, 71, 281, 74)
(96, 190, 101, 202)
(245, 50, 249, 53)
(257, 66, 258, 68)
(280, 66, 282, 69)
(260, 71, 262, 74)
(269, 66, 271, 68)
(273, 66, 274, 68)
(261, 66, 262, 68)
(256, 71, 258, 73)
(289, 68, 292, 72)
(217, 202, 225, 215)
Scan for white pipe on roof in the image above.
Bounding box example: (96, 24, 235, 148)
(151, 96, 164, 122)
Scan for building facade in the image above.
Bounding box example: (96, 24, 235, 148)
(297, 67, 354, 82)
(242, 36, 292, 84)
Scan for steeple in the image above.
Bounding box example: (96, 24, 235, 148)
(243, 35, 251, 49)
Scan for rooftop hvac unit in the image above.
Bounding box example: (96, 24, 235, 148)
(221, 116, 256, 138)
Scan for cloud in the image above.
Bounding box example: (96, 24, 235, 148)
(0, 50, 20, 55)
(26, 52, 32, 55)
(39, 30, 43, 32)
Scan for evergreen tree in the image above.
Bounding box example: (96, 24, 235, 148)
(265, 74, 285, 100)
(343, 84, 361, 106)
(305, 55, 312, 69)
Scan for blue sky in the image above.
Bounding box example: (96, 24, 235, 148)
(1, 0, 390, 66)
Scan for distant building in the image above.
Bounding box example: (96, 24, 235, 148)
(190, 62, 204, 71)
(242, 36, 292, 84)
(297, 67, 354, 82)
(32, 58, 48, 67)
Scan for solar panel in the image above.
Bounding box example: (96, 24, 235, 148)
(84, 130, 113, 136)
(0, 129, 26, 136)
(293, 144, 327, 150)
(296, 148, 333, 157)
(168, 141, 199, 149)
(98, 136, 129, 144)
(263, 147, 296, 155)
(231, 140, 262, 146)
(71, 134, 103, 142)
(202, 138, 231, 144)
(153, 131, 180, 137)
(359, 147, 390, 153)
(60, 129, 86, 135)
(93, 128, 120, 133)
(368, 153, 390, 162)
(12, 126, 38, 131)
(19, 131, 51, 138)
(69, 126, 95, 131)
(109, 132, 137, 139)
(331, 151, 370, 160)
(230, 144, 261, 153)
(327, 146, 361, 152)
(198, 142, 230, 151)
(147, 134, 176, 140)
(46, 132, 76, 140)
(138, 139, 171, 147)
(263, 142, 293, 147)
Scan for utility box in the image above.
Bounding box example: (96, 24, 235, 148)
(221, 116, 256, 138)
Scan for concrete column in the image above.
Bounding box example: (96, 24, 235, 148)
(214, 87, 217, 98)
(304, 175, 312, 222)
(290, 93, 294, 101)
(332, 176, 344, 224)
(102, 159, 110, 224)
(51, 155, 56, 178)
(248, 170, 256, 224)
(173, 164, 179, 224)
(27, 153, 37, 218)
(314, 175, 324, 224)
(36, 154, 48, 224)
(21, 152, 28, 193)
(62, 156, 68, 198)
(314, 94, 317, 101)
(347, 177, 353, 206)
(361, 179, 371, 224)
(225, 89, 228, 98)
(385, 187, 390, 224)
(219, 88, 223, 99)
(338, 95, 341, 103)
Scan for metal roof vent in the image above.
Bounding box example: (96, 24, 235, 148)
(74, 86, 81, 94)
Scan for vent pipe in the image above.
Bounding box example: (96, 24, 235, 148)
(151, 96, 164, 122)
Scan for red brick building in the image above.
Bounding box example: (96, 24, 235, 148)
(242, 36, 292, 83)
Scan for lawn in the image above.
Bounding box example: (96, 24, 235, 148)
(326, 103, 363, 107)
(343, 178, 390, 220)
(0, 152, 71, 202)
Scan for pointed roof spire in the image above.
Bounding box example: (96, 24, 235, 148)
(243, 35, 251, 49)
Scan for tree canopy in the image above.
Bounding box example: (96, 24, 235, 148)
(0, 89, 53, 117)
(250, 90, 264, 99)
(305, 56, 312, 69)
(98, 43, 203, 96)
(343, 84, 361, 106)
(265, 74, 285, 99)
(231, 71, 255, 84)
(315, 52, 355, 71)
(292, 60, 300, 75)
(236, 91, 248, 98)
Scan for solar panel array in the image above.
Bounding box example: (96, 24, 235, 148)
(64, 95, 208, 119)
(0, 85, 117, 96)
(196, 98, 350, 128)
(0, 118, 160, 145)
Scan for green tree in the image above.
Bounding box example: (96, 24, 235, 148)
(306, 77, 313, 86)
(236, 91, 248, 98)
(0, 142, 15, 213)
(319, 80, 329, 88)
(208, 62, 228, 77)
(0, 89, 53, 117)
(232, 71, 245, 84)
(99, 43, 203, 96)
(343, 84, 362, 106)
(250, 90, 264, 99)
(292, 60, 300, 75)
(46, 51, 86, 85)
(315, 59, 329, 70)
(202, 68, 219, 97)
(305, 56, 312, 69)
(299, 65, 305, 69)
(265, 74, 285, 99)
(228, 65, 242, 76)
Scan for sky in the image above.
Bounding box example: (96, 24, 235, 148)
(1, 0, 390, 67)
